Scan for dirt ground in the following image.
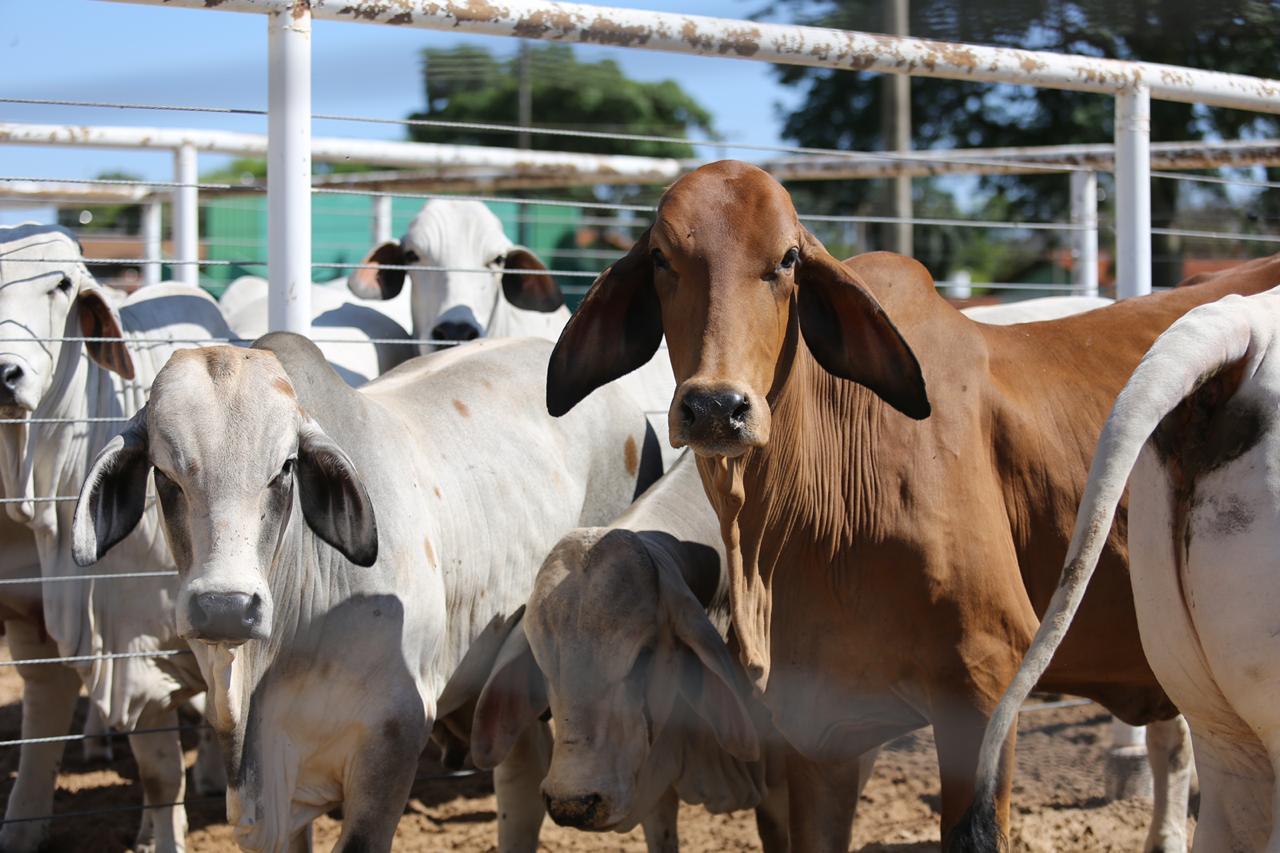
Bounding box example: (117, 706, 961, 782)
(0, 644, 1192, 852)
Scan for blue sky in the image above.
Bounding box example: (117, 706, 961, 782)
(2, 0, 805, 224)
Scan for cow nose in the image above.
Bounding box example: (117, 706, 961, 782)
(0, 361, 24, 405)
(188, 592, 263, 643)
(429, 321, 481, 344)
(544, 792, 607, 829)
(680, 389, 750, 431)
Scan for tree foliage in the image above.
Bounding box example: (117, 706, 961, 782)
(407, 43, 716, 158)
(764, 0, 1280, 286)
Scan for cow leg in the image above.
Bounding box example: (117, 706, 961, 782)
(82, 702, 115, 763)
(183, 694, 226, 796)
(640, 788, 679, 853)
(754, 777, 790, 853)
(332, 717, 426, 852)
(0, 620, 81, 853)
(1143, 716, 1192, 853)
(934, 706, 1017, 848)
(783, 749, 867, 853)
(128, 707, 188, 853)
(494, 718, 551, 853)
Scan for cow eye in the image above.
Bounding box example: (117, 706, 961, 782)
(490, 254, 506, 268)
(402, 250, 419, 265)
(272, 458, 295, 487)
(154, 469, 181, 496)
(778, 247, 799, 270)
(55, 275, 73, 295)
(650, 249, 670, 272)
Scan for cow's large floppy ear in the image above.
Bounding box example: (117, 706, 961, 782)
(73, 408, 151, 566)
(659, 562, 759, 762)
(348, 242, 407, 301)
(795, 229, 930, 420)
(297, 418, 378, 567)
(471, 621, 548, 770)
(75, 276, 135, 381)
(502, 247, 564, 312)
(546, 228, 662, 417)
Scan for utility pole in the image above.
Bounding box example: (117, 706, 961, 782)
(881, 0, 912, 256)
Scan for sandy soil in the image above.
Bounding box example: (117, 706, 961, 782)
(0, 644, 1192, 852)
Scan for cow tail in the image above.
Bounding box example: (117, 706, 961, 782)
(948, 295, 1255, 853)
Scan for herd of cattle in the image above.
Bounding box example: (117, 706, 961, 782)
(0, 159, 1276, 852)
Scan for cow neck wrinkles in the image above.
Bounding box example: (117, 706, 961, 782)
(700, 328, 895, 689)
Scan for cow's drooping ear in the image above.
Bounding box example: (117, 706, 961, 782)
(348, 241, 407, 301)
(75, 275, 135, 381)
(433, 607, 527, 771)
(297, 418, 378, 567)
(73, 408, 151, 566)
(659, 561, 759, 762)
(546, 228, 662, 417)
(502, 247, 564, 313)
(471, 620, 549, 770)
(795, 229, 930, 420)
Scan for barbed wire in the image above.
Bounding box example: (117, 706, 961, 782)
(0, 571, 177, 586)
(0, 649, 192, 668)
(5, 175, 1092, 231)
(0, 722, 205, 748)
(1, 96, 1104, 176)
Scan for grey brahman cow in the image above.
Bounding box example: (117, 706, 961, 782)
(467, 454, 877, 852)
(72, 334, 661, 851)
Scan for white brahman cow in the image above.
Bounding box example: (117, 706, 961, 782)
(960, 295, 1114, 324)
(464, 454, 877, 852)
(0, 223, 224, 852)
(350, 198, 681, 468)
(961, 286, 1280, 852)
(220, 276, 414, 386)
(348, 199, 567, 347)
(72, 334, 662, 852)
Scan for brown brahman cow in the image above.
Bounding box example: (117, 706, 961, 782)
(545, 160, 1280, 851)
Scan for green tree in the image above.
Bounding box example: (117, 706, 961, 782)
(407, 43, 716, 158)
(763, 0, 1280, 288)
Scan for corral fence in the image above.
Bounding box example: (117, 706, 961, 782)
(1, 0, 1278, 833)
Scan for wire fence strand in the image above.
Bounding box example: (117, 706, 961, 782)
(0, 649, 193, 668)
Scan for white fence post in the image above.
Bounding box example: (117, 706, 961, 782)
(945, 269, 972, 301)
(372, 194, 392, 245)
(142, 198, 162, 287)
(1070, 170, 1099, 298)
(172, 143, 198, 287)
(267, 2, 312, 334)
(1115, 86, 1151, 299)
(1109, 89, 1153, 800)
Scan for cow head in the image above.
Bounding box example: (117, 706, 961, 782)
(472, 529, 755, 831)
(348, 199, 563, 345)
(0, 224, 133, 521)
(71, 346, 377, 645)
(546, 160, 929, 458)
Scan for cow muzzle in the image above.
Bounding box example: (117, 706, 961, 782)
(543, 790, 612, 830)
(670, 381, 769, 457)
(186, 592, 269, 644)
(0, 358, 37, 412)
(429, 320, 481, 344)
